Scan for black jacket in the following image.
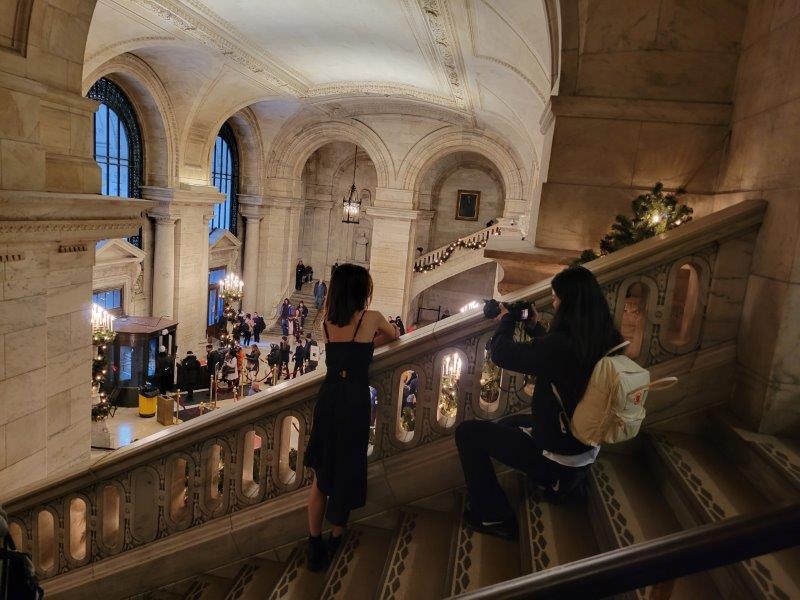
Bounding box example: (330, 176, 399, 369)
(488, 314, 594, 455)
(179, 355, 202, 388)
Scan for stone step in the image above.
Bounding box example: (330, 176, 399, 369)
(318, 526, 395, 599)
(375, 507, 458, 600)
(648, 431, 800, 599)
(220, 558, 285, 600)
(709, 409, 800, 501)
(445, 489, 523, 596)
(518, 472, 598, 575)
(591, 450, 721, 599)
(265, 545, 329, 600)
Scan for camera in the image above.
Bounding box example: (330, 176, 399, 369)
(483, 299, 534, 321)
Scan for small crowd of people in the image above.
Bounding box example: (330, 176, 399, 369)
(296, 260, 314, 291)
(280, 298, 310, 340)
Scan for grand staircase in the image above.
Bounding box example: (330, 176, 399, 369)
(265, 280, 324, 339)
(2, 200, 798, 599)
(135, 410, 799, 599)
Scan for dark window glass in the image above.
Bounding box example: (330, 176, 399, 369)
(93, 288, 123, 315)
(210, 122, 239, 234)
(87, 78, 143, 247)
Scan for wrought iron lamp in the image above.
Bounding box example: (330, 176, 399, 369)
(342, 145, 361, 224)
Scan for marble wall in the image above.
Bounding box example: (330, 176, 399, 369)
(416, 262, 497, 321)
(536, 0, 747, 252)
(716, 0, 800, 435)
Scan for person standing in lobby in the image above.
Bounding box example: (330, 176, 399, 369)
(314, 279, 327, 310)
(296, 260, 305, 291)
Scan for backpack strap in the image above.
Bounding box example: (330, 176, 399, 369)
(605, 340, 630, 356)
(627, 376, 678, 397)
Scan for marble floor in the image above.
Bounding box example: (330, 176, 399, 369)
(92, 335, 326, 460)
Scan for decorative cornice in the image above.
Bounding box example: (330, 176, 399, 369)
(417, 0, 470, 111)
(365, 206, 420, 221)
(302, 81, 459, 110)
(142, 185, 224, 209)
(127, 0, 308, 94)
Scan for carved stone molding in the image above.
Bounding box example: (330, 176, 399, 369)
(416, 0, 470, 110)
(303, 81, 458, 110)
(127, 0, 307, 94)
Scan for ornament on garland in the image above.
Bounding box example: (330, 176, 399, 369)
(414, 228, 502, 272)
(575, 182, 693, 265)
(90, 304, 116, 422)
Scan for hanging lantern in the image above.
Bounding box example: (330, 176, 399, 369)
(342, 145, 361, 224)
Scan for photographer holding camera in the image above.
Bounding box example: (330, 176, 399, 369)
(455, 266, 624, 540)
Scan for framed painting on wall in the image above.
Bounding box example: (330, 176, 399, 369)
(456, 189, 480, 221)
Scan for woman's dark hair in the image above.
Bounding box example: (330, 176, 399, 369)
(325, 263, 373, 327)
(550, 266, 623, 376)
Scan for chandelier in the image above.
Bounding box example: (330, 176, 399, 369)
(342, 145, 361, 224)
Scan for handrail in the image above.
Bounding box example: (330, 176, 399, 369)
(0, 200, 766, 583)
(414, 224, 501, 270)
(451, 502, 800, 599)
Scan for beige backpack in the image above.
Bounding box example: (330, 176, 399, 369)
(553, 341, 677, 446)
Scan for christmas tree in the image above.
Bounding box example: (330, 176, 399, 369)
(576, 182, 693, 264)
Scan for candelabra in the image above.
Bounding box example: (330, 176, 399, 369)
(218, 273, 244, 348)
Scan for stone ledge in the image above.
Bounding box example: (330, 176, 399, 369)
(551, 96, 732, 125)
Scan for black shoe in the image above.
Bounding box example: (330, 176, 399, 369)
(306, 535, 327, 572)
(327, 532, 343, 562)
(464, 510, 518, 540)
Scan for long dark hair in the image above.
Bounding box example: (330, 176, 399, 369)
(325, 263, 373, 327)
(550, 266, 622, 374)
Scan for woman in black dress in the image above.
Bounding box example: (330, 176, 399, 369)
(304, 264, 399, 571)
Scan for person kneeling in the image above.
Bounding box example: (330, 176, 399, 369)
(455, 266, 623, 540)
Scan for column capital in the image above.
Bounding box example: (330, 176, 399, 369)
(238, 194, 266, 220)
(142, 185, 224, 219)
(365, 206, 420, 221)
(151, 214, 177, 226)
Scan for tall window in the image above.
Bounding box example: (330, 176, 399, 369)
(210, 122, 239, 234)
(93, 288, 123, 316)
(88, 77, 143, 247)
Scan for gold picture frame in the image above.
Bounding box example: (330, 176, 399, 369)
(456, 189, 480, 221)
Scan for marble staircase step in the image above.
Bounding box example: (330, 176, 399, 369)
(648, 431, 800, 599)
(590, 451, 721, 599)
(264, 544, 330, 600)
(219, 557, 285, 600)
(318, 525, 395, 599)
(709, 409, 800, 501)
(375, 506, 458, 600)
(444, 489, 523, 596)
(518, 472, 598, 575)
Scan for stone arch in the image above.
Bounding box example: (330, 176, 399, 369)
(398, 127, 530, 213)
(83, 53, 179, 188)
(267, 120, 394, 190)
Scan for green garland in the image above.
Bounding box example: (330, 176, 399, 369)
(414, 229, 501, 272)
(576, 182, 693, 265)
(91, 334, 116, 421)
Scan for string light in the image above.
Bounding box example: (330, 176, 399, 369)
(414, 227, 502, 272)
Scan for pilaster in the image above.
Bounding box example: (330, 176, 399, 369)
(366, 206, 419, 321)
(239, 196, 265, 313)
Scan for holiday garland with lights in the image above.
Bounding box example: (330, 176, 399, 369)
(91, 327, 116, 422)
(414, 228, 501, 272)
(218, 274, 244, 349)
(576, 182, 693, 265)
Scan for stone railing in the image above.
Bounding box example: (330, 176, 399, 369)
(413, 224, 502, 272)
(0, 201, 766, 587)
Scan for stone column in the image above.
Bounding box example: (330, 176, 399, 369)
(151, 215, 176, 317)
(367, 206, 419, 321)
(143, 187, 224, 354)
(240, 206, 264, 313)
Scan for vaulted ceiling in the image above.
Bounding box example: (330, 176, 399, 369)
(84, 0, 558, 171)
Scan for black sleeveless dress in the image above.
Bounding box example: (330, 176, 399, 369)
(305, 313, 374, 512)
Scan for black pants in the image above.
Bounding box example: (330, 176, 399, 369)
(254, 330, 260, 343)
(455, 414, 578, 522)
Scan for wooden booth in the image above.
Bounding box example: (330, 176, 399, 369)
(109, 316, 178, 406)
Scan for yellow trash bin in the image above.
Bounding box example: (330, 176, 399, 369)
(138, 384, 159, 418)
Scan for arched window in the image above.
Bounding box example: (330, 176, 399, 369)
(87, 77, 143, 247)
(210, 122, 239, 234)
